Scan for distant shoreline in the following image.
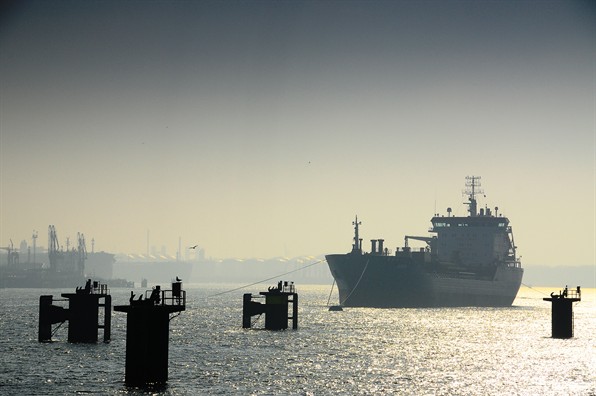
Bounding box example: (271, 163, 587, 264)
(522, 265, 595, 288)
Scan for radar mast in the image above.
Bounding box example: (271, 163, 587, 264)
(464, 176, 483, 217)
(352, 216, 362, 252)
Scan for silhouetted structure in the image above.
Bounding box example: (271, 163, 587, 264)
(326, 177, 524, 308)
(243, 281, 298, 330)
(38, 295, 68, 342)
(114, 280, 186, 386)
(38, 279, 111, 342)
(543, 286, 581, 338)
(2, 225, 89, 288)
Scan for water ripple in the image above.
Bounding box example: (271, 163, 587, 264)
(0, 286, 594, 395)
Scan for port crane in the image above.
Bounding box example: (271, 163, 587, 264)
(0, 239, 19, 267)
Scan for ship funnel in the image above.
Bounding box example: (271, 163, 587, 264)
(378, 239, 384, 255)
(370, 240, 377, 254)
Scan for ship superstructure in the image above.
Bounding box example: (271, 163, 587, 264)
(428, 176, 519, 269)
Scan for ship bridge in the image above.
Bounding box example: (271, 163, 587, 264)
(430, 214, 509, 231)
(425, 176, 520, 267)
(429, 213, 515, 267)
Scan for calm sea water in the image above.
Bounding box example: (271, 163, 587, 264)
(0, 284, 594, 395)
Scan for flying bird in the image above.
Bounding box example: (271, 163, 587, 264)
(189, 245, 198, 249)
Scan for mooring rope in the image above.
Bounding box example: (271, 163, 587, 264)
(51, 321, 66, 338)
(521, 282, 550, 296)
(326, 279, 336, 307)
(251, 313, 262, 327)
(338, 259, 370, 306)
(207, 259, 325, 298)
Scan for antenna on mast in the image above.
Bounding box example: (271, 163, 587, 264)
(352, 215, 362, 252)
(463, 176, 483, 217)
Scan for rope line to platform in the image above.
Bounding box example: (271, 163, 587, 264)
(339, 259, 369, 306)
(251, 313, 263, 327)
(521, 282, 550, 296)
(51, 321, 66, 338)
(207, 259, 325, 298)
(326, 279, 336, 306)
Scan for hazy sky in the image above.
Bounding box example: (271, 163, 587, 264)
(1, 1, 594, 266)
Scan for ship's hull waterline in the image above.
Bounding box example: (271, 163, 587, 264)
(326, 255, 523, 308)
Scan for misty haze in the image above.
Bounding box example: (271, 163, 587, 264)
(0, 1, 594, 395)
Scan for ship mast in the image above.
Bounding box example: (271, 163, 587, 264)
(352, 215, 361, 252)
(464, 176, 483, 217)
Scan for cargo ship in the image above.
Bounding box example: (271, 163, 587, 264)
(326, 176, 523, 307)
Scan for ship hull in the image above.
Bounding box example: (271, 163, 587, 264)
(0, 267, 85, 289)
(326, 254, 523, 308)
